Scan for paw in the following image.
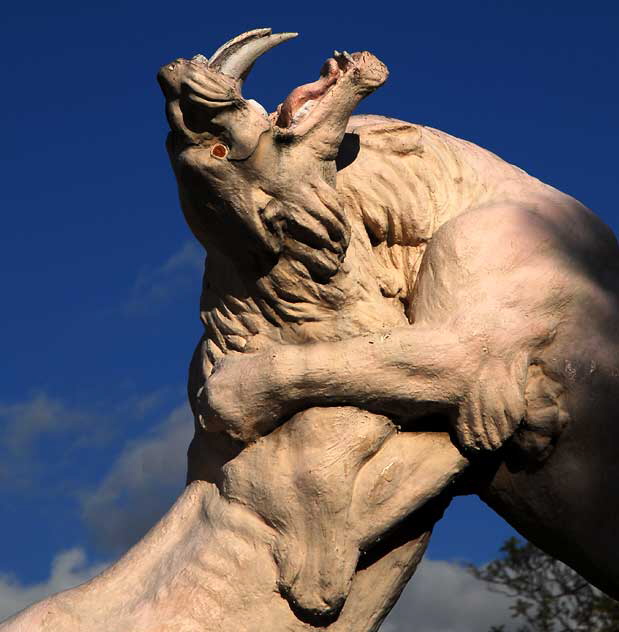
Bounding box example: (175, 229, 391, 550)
(456, 354, 528, 452)
(195, 350, 282, 443)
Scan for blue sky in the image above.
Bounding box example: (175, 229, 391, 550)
(1, 0, 618, 627)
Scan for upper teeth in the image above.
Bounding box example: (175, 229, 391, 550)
(334, 50, 353, 64)
(292, 99, 317, 123)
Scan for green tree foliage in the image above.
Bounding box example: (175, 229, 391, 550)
(469, 537, 619, 632)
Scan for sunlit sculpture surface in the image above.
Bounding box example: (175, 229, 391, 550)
(3, 28, 618, 632)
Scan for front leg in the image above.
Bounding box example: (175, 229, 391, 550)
(202, 205, 566, 452)
(200, 325, 528, 452)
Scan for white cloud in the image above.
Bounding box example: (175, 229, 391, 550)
(0, 548, 107, 622)
(0, 388, 175, 492)
(80, 402, 193, 554)
(124, 240, 204, 313)
(381, 558, 516, 632)
(0, 393, 112, 491)
(0, 393, 100, 454)
(0, 395, 192, 620)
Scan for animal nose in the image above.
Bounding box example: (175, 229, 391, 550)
(157, 60, 182, 99)
(276, 531, 358, 625)
(279, 580, 347, 625)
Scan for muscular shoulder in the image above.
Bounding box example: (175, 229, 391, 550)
(426, 204, 554, 279)
(434, 198, 619, 279)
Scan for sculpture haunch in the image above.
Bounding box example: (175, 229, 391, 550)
(3, 28, 619, 632)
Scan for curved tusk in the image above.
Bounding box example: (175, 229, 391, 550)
(208, 28, 272, 65)
(208, 28, 298, 83)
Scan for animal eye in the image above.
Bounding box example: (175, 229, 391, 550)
(211, 143, 229, 159)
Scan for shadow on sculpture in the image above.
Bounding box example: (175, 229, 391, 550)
(3, 27, 618, 631)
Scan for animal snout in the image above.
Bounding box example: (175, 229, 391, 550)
(279, 577, 347, 626)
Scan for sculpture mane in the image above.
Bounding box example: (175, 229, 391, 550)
(199, 114, 558, 359)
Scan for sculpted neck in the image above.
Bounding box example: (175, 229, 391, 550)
(340, 117, 554, 250)
(3, 476, 424, 632)
(200, 220, 410, 369)
(1, 483, 305, 632)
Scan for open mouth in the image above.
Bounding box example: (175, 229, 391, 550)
(274, 51, 357, 129)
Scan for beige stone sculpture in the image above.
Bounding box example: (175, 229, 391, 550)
(3, 28, 618, 631)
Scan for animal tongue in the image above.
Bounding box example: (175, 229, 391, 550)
(276, 59, 340, 128)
